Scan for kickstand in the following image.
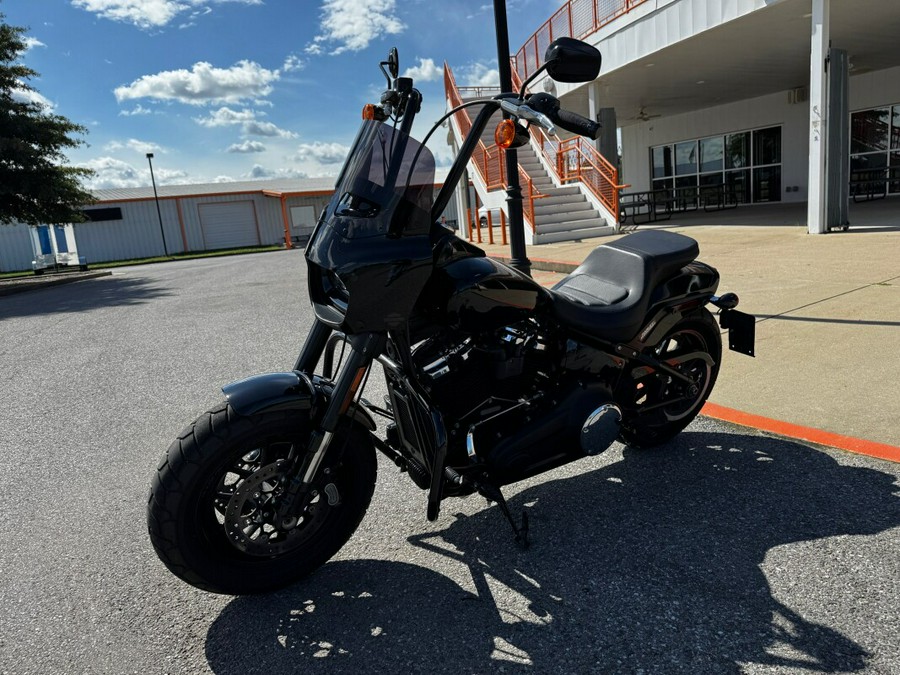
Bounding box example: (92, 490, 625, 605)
(481, 484, 530, 549)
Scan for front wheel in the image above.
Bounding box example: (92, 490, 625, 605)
(617, 308, 722, 449)
(147, 403, 377, 594)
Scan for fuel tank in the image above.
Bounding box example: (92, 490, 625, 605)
(425, 251, 551, 334)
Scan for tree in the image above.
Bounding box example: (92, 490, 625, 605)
(0, 13, 95, 226)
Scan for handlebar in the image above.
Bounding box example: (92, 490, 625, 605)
(498, 92, 601, 140)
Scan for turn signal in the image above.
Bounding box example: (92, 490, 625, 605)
(495, 119, 517, 149)
(362, 104, 377, 120)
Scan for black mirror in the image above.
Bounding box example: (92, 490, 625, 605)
(387, 47, 399, 79)
(544, 37, 601, 83)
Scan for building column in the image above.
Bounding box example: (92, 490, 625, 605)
(807, 0, 830, 234)
(588, 82, 618, 166)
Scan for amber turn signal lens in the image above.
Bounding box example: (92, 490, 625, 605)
(495, 119, 516, 149)
(362, 104, 377, 120)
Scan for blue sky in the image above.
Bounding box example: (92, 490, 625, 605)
(6, 0, 562, 189)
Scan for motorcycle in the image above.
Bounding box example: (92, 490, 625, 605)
(148, 38, 755, 594)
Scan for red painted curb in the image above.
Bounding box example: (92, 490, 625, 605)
(701, 402, 900, 463)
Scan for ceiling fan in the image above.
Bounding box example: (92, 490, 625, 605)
(630, 106, 662, 122)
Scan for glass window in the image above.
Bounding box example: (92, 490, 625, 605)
(652, 178, 673, 193)
(725, 170, 750, 204)
(652, 146, 674, 179)
(725, 133, 749, 169)
(699, 137, 724, 173)
(752, 166, 781, 203)
(890, 152, 900, 193)
(851, 108, 890, 154)
(892, 106, 900, 150)
(753, 127, 781, 166)
(675, 141, 697, 175)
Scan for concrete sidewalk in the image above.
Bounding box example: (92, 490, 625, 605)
(479, 216, 900, 451)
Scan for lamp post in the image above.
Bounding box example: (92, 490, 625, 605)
(146, 152, 168, 256)
(493, 0, 530, 276)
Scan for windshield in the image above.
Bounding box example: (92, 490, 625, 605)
(320, 120, 436, 240)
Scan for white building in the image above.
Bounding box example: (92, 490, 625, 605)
(508, 0, 900, 235)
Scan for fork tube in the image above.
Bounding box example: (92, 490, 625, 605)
(300, 332, 385, 483)
(293, 318, 332, 374)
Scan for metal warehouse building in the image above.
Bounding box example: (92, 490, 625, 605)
(1, 174, 456, 273)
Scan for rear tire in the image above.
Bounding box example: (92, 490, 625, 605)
(617, 308, 722, 449)
(147, 402, 376, 594)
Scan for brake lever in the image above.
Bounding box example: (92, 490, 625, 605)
(499, 100, 557, 136)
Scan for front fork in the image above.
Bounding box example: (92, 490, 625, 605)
(279, 322, 384, 520)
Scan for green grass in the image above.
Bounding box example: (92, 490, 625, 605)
(0, 245, 285, 278)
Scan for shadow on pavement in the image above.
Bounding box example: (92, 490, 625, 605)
(205, 431, 900, 674)
(0, 276, 172, 319)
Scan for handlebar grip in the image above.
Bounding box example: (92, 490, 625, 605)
(553, 108, 601, 140)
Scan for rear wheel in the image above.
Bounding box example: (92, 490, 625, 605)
(147, 402, 377, 594)
(617, 309, 721, 449)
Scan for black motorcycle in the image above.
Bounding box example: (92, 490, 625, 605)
(148, 38, 754, 594)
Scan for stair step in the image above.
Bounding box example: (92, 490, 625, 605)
(534, 225, 617, 244)
(537, 217, 611, 234)
(531, 189, 585, 205)
(535, 201, 592, 216)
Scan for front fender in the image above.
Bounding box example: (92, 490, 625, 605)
(222, 371, 376, 431)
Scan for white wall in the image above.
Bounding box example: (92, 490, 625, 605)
(0, 223, 35, 272)
(621, 88, 808, 200)
(850, 65, 900, 112)
(621, 66, 900, 200)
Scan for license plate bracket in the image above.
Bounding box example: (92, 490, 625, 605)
(719, 309, 755, 357)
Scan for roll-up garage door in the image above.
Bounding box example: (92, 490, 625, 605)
(198, 201, 260, 249)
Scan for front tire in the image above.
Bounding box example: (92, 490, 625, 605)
(147, 402, 377, 594)
(617, 308, 722, 449)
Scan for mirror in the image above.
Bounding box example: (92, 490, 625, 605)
(543, 37, 601, 83)
(387, 47, 399, 79)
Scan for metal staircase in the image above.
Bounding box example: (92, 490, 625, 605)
(444, 63, 620, 245)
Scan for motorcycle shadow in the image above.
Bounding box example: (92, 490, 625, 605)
(205, 430, 900, 674)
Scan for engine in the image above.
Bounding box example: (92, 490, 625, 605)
(413, 320, 554, 421)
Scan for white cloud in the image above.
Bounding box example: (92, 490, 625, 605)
(193, 106, 295, 138)
(23, 37, 47, 51)
(227, 140, 266, 153)
(119, 104, 154, 116)
(71, 0, 263, 29)
(306, 0, 404, 55)
(242, 120, 297, 138)
(78, 157, 144, 189)
(79, 156, 190, 189)
(459, 62, 500, 88)
(105, 138, 165, 154)
(114, 60, 278, 106)
(194, 106, 258, 127)
(403, 58, 441, 83)
(72, 0, 186, 29)
(243, 164, 308, 180)
(11, 86, 54, 110)
(295, 141, 350, 165)
(282, 54, 305, 72)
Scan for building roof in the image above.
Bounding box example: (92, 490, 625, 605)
(92, 176, 338, 203)
(92, 169, 452, 203)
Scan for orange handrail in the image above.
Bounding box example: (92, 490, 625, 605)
(510, 67, 621, 218)
(512, 0, 651, 81)
(444, 63, 542, 234)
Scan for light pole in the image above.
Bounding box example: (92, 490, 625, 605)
(146, 152, 168, 256)
(493, 0, 531, 276)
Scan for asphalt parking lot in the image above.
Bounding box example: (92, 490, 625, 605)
(1, 250, 898, 674)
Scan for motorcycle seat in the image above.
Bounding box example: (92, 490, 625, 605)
(550, 230, 699, 342)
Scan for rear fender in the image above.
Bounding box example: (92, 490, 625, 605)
(222, 371, 376, 431)
(632, 261, 720, 348)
